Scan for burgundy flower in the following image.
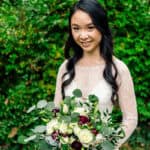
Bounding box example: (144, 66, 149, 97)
(52, 108, 60, 117)
(71, 141, 82, 150)
(51, 131, 59, 140)
(91, 128, 99, 135)
(52, 108, 60, 113)
(79, 115, 90, 125)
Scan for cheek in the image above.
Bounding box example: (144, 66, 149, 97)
(95, 32, 102, 43)
(98, 34, 102, 43)
(72, 32, 79, 42)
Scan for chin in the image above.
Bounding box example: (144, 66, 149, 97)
(82, 48, 94, 53)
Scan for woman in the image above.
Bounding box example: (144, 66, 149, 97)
(54, 0, 138, 149)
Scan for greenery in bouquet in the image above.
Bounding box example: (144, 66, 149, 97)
(23, 89, 125, 150)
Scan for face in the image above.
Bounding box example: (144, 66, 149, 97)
(71, 10, 102, 54)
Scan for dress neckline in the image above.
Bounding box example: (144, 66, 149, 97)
(75, 63, 105, 69)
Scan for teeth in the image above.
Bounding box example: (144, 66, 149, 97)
(82, 42, 89, 46)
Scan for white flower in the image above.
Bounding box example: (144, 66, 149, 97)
(69, 136, 76, 144)
(73, 125, 81, 136)
(60, 136, 75, 144)
(59, 122, 68, 134)
(95, 133, 105, 143)
(73, 107, 88, 116)
(62, 104, 69, 114)
(77, 129, 93, 144)
(69, 122, 78, 128)
(60, 136, 69, 144)
(46, 119, 59, 135)
(67, 127, 73, 134)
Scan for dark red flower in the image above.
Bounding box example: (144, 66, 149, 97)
(51, 131, 59, 140)
(79, 115, 90, 125)
(71, 141, 82, 150)
(52, 108, 60, 113)
(52, 108, 60, 117)
(91, 128, 99, 135)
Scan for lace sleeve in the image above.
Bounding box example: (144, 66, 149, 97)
(53, 60, 67, 107)
(116, 60, 138, 148)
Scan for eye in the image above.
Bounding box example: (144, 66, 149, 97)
(72, 26, 79, 31)
(88, 25, 95, 31)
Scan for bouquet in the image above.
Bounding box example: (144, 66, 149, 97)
(24, 89, 124, 150)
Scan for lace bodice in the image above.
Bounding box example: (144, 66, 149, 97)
(54, 58, 138, 148)
(64, 64, 113, 114)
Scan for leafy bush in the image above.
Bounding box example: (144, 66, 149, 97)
(106, 0, 150, 122)
(0, 0, 75, 149)
(104, 0, 150, 148)
(0, 0, 149, 149)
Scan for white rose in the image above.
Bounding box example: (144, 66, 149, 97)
(59, 122, 68, 134)
(77, 129, 93, 144)
(46, 119, 59, 135)
(69, 122, 78, 128)
(73, 125, 81, 136)
(62, 104, 69, 114)
(73, 107, 88, 116)
(67, 126, 73, 134)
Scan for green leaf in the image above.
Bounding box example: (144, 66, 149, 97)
(24, 135, 37, 143)
(101, 141, 114, 150)
(27, 105, 36, 113)
(32, 125, 46, 133)
(37, 100, 48, 109)
(46, 101, 55, 111)
(71, 112, 79, 122)
(61, 144, 69, 150)
(64, 97, 71, 106)
(101, 126, 113, 136)
(45, 136, 58, 147)
(61, 115, 71, 123)
(17, 135, 28, 144)
(72, 89, 82, 97)
(88, 95, 99, 103)
(39, 139, 57, 150)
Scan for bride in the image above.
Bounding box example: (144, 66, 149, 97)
(54, 0, 138, 149)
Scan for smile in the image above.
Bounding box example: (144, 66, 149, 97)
(81, 42, 91, 47)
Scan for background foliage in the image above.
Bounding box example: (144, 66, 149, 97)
(0, 0, 149, 149)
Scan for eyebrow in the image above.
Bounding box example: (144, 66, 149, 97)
(71, 23, 94, 26)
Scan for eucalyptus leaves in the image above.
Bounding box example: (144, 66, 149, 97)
(24, 89, 124, 150)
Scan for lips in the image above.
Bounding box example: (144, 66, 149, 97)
(81, 41, 91, 47)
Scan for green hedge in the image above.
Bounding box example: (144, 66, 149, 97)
(0, 0, 149, 149)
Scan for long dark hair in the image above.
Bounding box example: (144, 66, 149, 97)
(62, 0, 118, 104)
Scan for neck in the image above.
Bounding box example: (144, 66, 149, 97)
(80, 52, 105, 66)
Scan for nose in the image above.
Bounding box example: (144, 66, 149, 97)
(79, 31, 89, 41)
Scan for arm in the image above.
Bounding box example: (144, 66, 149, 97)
(116, 62, 138, 148)
(54, 60, 67, 107)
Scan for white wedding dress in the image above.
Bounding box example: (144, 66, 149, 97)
(54, 58, 138, 149)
